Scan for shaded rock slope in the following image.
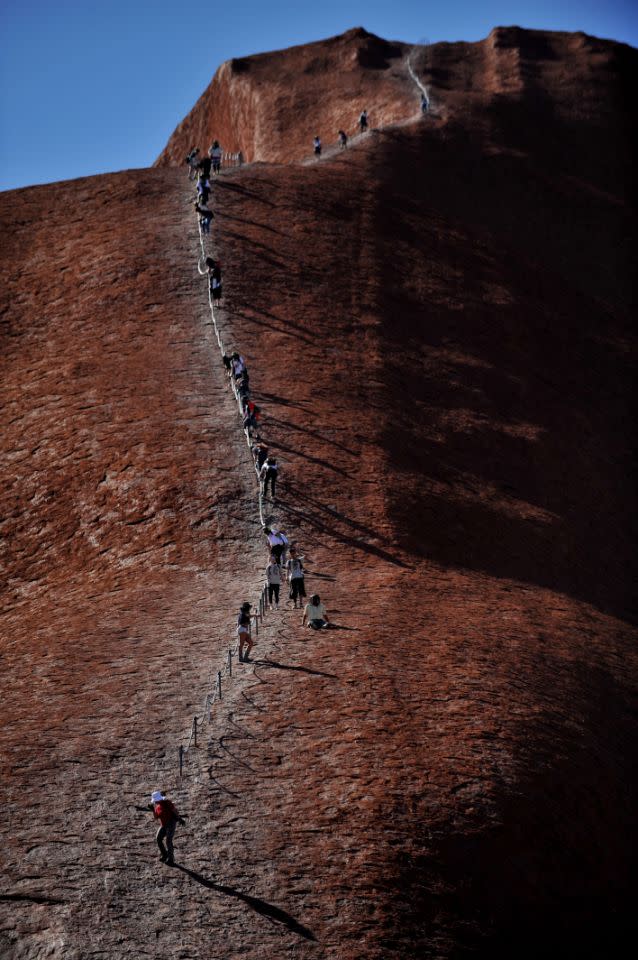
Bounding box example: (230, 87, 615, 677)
(2, 25, 637, 960)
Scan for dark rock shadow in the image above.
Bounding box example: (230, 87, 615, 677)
(254, 658, 338, 679)
(174, 865, 317, 941)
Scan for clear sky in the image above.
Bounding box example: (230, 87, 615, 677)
(1, 0, 636, 192)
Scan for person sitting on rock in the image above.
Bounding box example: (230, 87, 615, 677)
(302, 594, 330, 630)
(313, 135, 321, 157)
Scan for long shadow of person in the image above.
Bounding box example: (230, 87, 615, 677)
(174, 865, 317, 942)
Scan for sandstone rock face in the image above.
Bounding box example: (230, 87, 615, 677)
(156, 27, 413, 165)
(2, 26, 637, 960)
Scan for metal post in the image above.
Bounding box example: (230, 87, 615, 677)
(179, 745, 184, 777)
(228, 649, 232, 677)
(217, 670, 222, 700)
(193, 716, 197, 748)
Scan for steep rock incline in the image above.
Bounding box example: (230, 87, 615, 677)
(156, 27, 414, 166)
(1, 24, 637, 960)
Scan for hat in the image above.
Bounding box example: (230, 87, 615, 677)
(151, 791, 165, 803)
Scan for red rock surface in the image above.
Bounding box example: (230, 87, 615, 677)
(2, 25, 637, 960)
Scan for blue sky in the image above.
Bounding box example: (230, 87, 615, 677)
(1, 0, 636, 192)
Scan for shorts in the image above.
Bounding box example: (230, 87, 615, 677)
(237, 626, 250, 637)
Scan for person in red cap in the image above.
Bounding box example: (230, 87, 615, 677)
(151, 791, 186, 866)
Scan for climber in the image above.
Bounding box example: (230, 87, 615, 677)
(209, 140, 223, 174)
(302, 594, 330, 630)
(196, 176, 211, 206)
(313, 135, 322, 157)
(243, 406, 260, 439)
(231, 352, 246, 379)
(253, 442, 269, 472)
(238, 376, 251, 411)
(237, 601, 253, 662)
(286, 547, 306, 608)
(194, 201, 213, 234)
(420, 93, 429, 115)
(186, 148, 200, 179)
(211, 262, 222, 303)
(200, 154, 212, 179)
(338, 130, 348, 149)
(260, 458, 279, 500)
(150, 791, 186, 866)
(277, 529, 290, 567)
(359, 110, 368, 133)
(265, 555, 281, 608)
(264, 525, 285, 563)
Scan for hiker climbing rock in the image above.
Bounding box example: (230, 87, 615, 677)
(260, 457, 278, 499)
(313, 135, 321, 157)
(359, 109, 368, 133)
(200, 154, 212, 179)
(420, 93, 429, 114)
(151, 791, 186, 866)
(209, 140, 222, 174)
(278, 529, 290, 567)
(266, 555, 281, 608)
(211, 261, 222, 303)
(264, 525, 285, 563)
(302, 594, 330, 629)
(237, 601, 253, 662)
(231, 352, 246, 380)
(252, 442, 269, 472)
(286, 546, 306, 608)
(195, 201, 213, 234)
(186, 148, 200, 179)
(197, 173, 211, 205)
(338, 130, 348, 149)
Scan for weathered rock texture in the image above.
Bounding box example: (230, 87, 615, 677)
(156, 27, 414, 165)
(1, 25, 637, 960)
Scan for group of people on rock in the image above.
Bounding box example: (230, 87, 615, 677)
(191, 158, 333, 669)
(313, 109, 369, 157)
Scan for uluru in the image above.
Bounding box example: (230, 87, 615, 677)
(1, 21, 636, 960)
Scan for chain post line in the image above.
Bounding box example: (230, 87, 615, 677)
(177, 197, 295, 775)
